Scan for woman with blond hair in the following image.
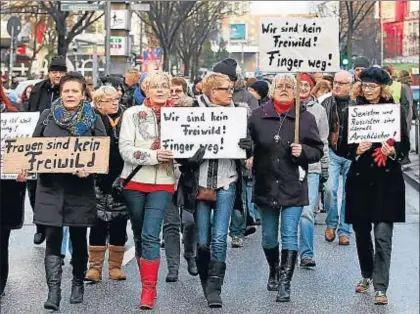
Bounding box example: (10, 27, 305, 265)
(343, 67, 410, 305)
(177, 72, 252, 308)
(84, 85, 128, 282)
(311, 79, 332, 104)
(119, 71, 176, 309)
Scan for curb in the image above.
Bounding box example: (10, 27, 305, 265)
(403, 172, 420, 192)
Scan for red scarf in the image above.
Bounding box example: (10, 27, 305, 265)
(274, 99, 294, 114)
(144, 98, 174, 149)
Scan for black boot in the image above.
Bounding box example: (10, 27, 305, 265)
(44, 255, 63, 311)
(70, 256, 86, 304)
(205, 261, 226, 308)
(263, 245, 280, 291)
(185, 256, 199, 276)
(196, 248, 210, 297)
(276, 250, 298, 302)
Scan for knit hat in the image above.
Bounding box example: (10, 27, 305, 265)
(353, 56, 370, 69)
(250, 81, 269, 99)
(298, 73, 315, 89)
(359, 67, 392, 86)
(213, 58, 238, 82)
(49, 55, 67, 72)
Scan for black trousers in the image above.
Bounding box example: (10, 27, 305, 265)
(44, 226, 88, 276)
(89, 219, 127, 246)
(353, 222, 393, 292)
(27, 180, 45, 234)
(0, 227, 12, 295)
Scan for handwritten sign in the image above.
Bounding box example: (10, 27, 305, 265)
(259, 17, 340, 72)
(3, 137, 110, 174)
(1, 112, 39, 179)
(160, 107, 247, 159)
(347, 104, 401, 144)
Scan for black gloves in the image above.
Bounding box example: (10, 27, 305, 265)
(238, 137, 253, 158)
(180, 147, 206, 172)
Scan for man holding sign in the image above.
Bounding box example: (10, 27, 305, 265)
(340, 67, 410, 305)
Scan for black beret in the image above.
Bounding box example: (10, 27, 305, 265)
(359, 67, 392, 86)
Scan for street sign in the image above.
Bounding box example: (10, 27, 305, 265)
(60, 2, 105, 11)
(110, 37, 128, 56)
(131, 3, 150, 11)
(7, 16, 21, 37)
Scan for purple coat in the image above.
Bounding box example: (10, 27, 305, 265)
(249, 99, 324, 209)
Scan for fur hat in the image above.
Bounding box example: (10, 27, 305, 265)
(359, 67, 393, 86)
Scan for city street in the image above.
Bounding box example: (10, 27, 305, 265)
(1, 181, 418, 314)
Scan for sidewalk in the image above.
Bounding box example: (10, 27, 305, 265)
(402, 151, 420, 191)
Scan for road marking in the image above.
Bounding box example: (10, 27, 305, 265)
(123, 246, 136, 266)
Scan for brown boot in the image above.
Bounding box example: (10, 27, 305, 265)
(325, 228, 336, 242)
(85, 246, 107, 282)
(108, 246, 127, 280)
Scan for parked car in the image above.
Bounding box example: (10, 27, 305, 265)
(14, 79, 42, 98)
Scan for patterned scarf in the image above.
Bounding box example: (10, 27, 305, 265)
(144, 98, 174, 150)
(52, 98, 97, 136)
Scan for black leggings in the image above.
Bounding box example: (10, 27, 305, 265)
(45, 226, 88, 264)
(0, 227, 12, 295)
(89, 219, 127, 246)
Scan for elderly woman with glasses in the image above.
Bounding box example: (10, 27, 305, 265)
(248, 74, 323, 303)
(84, 86, 128, 283)
(176, 72, 252, 308)
(341, 67, 410, 305)
(119, 71, 176, 310)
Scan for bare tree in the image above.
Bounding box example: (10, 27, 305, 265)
(175, 1, 229, 79)
(135, 1, 202, 71)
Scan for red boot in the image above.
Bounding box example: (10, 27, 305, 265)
(137, 257, 160, 309)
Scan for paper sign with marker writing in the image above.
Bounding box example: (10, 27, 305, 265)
(160, 107, 247, 159)
(259, 17, 340, 72)
(3, 137, 110, 174)
(1, 112, 39, 179)
(347, 104, 401, 144)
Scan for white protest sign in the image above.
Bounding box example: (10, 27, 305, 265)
(348, 104, 401, 144)
(160, 107, 247, 159)
(259, 17, 340, 72)
(1, 112, 40, 179)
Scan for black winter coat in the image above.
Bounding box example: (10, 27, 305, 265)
(343, 97, 410, 224)
(32, 108, 107, 227)
(28, 80, 60, 112)
(249, 99, 324, 210)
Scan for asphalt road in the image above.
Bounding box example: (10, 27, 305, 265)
(1, 181, 418, 314)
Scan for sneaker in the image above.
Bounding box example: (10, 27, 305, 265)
(33, 232, 46, 245)
(231, 236, 244, 248)
(355, 278, 372, 293)
(338, 235, 350, 245)
(374, 291, 388, 305)
(300, 257, 316, 268)
(244, 226, 256, 237)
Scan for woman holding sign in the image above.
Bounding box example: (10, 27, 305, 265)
(0, 82, 26, 297)
(29, 72, 106, 311)
(248, 73, 323, 303)
(342, 67, 410, 305)
(176, 72, 253, 308)
(119, 71, 176, 310)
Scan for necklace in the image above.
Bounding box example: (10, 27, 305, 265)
(274, 111, 290, 143)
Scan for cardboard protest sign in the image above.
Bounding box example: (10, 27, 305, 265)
(259, 17, 340, 72)
(160, 107, 247, 159)
(1, 112, 40, 179)
(347, 104, 401, 144)
(3, 137, 110, 174)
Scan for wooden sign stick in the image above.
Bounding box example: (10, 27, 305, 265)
(294, 74, 301, 144)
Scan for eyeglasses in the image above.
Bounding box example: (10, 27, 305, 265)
(215, 87, 234, 93)
(361, 83, 380, 91)
(333, 81, 350, 86)
(275, 84, 294, 91)
(170, 89, 184, 95)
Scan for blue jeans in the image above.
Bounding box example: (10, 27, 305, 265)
(324, 150, 352, 236)
(60, 227, 73, 257)
(299, 173, 320, 259)
(123, 190, 172, 261)
(196, 183, 236, 262)
(245, 179, 260, 221)
(260, 206, 303, 251)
